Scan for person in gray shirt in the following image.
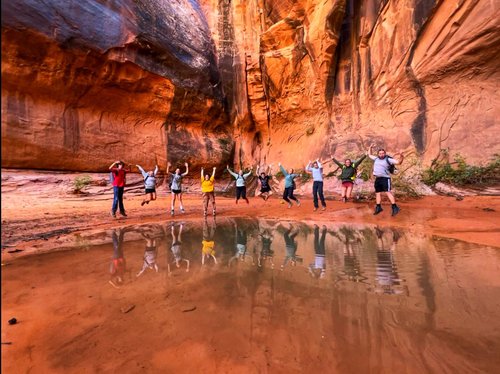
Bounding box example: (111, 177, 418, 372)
(136, 164, 159, 206)
(368, 144, 404, 216)
(306, 159, 326, 211)
(227, 165, 253, 204)
(167, 162, 189, 216)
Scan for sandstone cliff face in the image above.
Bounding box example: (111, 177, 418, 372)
(2, 0, 499, 180)
(204, 0, 500, 170)
(1, 0, 232, 171)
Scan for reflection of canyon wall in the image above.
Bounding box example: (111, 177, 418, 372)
(2, 0, 499, 174)
(204, 0, 500, 168)
(1, 0, 232, 171)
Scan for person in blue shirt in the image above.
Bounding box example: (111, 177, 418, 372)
(306, 159, 326, 211)
(227, 165, 253, 204)
(278, 162, 301, 208)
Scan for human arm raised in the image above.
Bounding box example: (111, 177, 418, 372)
(278, 162, 289, 177)
(182, 162, 189, 176)
(243, 167, 253, 179)
(211, 166, 216, 179)
(226, 165, 238, 179)
(353, 154, 367, 168)
(166, 162, 171, 175)
(153, 165, 159, 176)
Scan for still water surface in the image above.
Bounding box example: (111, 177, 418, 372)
(2, 218, 500, 373)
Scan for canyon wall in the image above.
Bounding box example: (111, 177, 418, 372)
(2, 0, 499, 176)
(1, 0, 232, 171)
(202, 0, 500, 170)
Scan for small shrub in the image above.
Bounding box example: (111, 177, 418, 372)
(74, 175, 92, 193)
(423, 153, 500, 186)
(275, 171, 284, 179)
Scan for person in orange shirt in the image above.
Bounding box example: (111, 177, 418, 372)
(201, 166, 217, 217)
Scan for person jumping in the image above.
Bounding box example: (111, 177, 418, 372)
(167, 162, 189, 216)
(331, 152, 367, 202)
(255, 164, 273, 201)
(136, 164, 159, 206)
(368, 144, 404, 216)
(306, 159, 326, 211)
(201, 166, 217, 217)
(278, 162, 301, 208)
(227, 165, 253, 204)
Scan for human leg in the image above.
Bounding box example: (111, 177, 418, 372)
(203, 193, 209, 216)
(317, 181, 326, 208)
(118, 187, 126, 216)
(346, 185, 353, 200)
(111, 186, 119, 216)
(242, 186, 249, 203)
(179, 193, 185, 213)
(312, 181, 319, 209)
(210, 192, 216, 215)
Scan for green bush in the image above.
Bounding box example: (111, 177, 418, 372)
(74, 175, 92, 193)
(423, 153, 500, 186)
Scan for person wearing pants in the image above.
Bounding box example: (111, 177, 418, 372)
(201, 166, 217, 217)
(109, 160, 130, 218)
(227, 165, 253, 204)
(278, 162, 301, 208)
(306, 159, 326, 211)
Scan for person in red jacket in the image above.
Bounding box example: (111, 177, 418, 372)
(109, 160, 131, 218)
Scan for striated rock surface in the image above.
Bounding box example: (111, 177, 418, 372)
(1, 0, 232, 171)
(2, 0, 499, 185)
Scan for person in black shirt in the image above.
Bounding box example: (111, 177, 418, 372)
(255, 164, 273, 201)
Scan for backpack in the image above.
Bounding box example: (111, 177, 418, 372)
(342, 165, 358, 181)
(385, 156, 398, 174)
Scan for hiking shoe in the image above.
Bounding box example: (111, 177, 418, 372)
(181, 208, 185, 214)
(373, 206, 383, 215)
(110, 211, 116, 218)
(146, 200, 150, 204)
(321, 206, 326, 211)
(342, 197, 347, 203)
(120, 212, 127, 217)
(296, 200, 301, 207)
(141, 201, 146, 206)
(212, 210, 216, 216)
(313, 207, 318, 212)
(288, 202, 293, 209)
(171, 209, 174, 217)
(391, 205, 400, 216)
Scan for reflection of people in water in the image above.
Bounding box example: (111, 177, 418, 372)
(109, 228, 128, 288)
(168, 223, 189, 274)
(337, 226, 364, 282)
(202, 217, 217, 265)
(258, 229, 274, 268)
(281, 227, 299, 270)
(374, 227, 403, 295)
(229, 222, 248, 266)
(309, 225, 327, 279)
(137, 232, 159, 277)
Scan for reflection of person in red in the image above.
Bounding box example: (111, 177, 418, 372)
(109, 228, 128, 288)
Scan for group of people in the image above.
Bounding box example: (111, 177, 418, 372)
(109, 144, 404, 218)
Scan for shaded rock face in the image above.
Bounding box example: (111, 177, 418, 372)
(1, 0, 232, 171)
(2, 0, 499, 175)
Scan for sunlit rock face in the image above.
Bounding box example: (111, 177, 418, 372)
(1, 0, 232, 171)
(202, 0, 500, 169)
(2, 0, 499, 174)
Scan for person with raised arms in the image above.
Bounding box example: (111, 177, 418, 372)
(331, 152, 367, 202)
(255, 164, 273, 201)
(167, 162, 189, 216)
(201, 166, 217, 217)
(136, 164, 159, 206)
(278, 162, 301, 208)
(305, 159, 326, 212)
(227, 165, 253, 204)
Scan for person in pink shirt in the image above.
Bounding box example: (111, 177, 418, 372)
(109, 160, 131, 218)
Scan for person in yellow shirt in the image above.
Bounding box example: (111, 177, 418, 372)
(201, 166, 217, 217)
(201, 217, 217, 265)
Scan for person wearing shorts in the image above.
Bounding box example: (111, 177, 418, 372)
(136, 164, 159, 206)
(368, 145, 404, 216)
(255, 164, 273, 201)
(227, 165, 253, 204)
(201, 166, 216, 217)
(167, 162, 189, 216)
(331, 153, 367, 202)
